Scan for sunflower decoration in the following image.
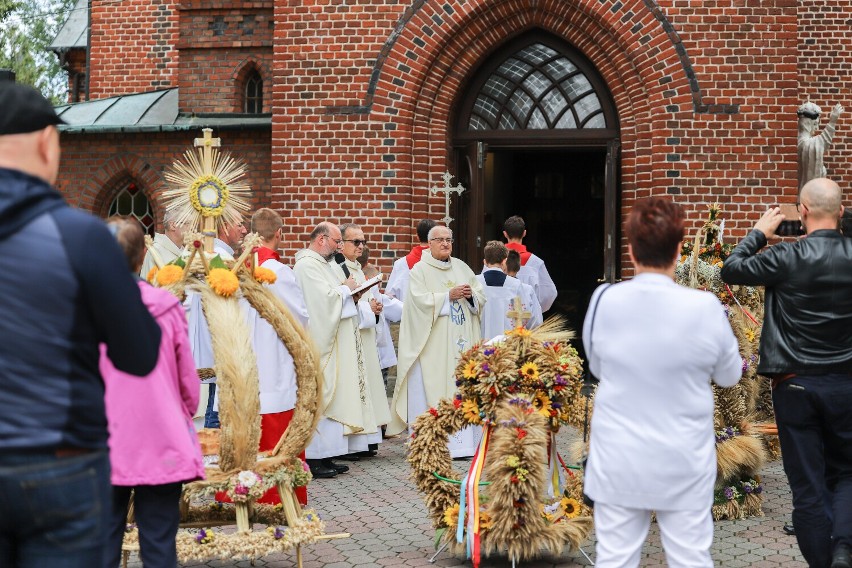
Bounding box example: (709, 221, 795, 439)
(443, 503, 460, 528)
(208, 267, 240, 297)
(532, 390, 553, 419)
(520, 362, 539, 383)
(155, 264, 184, 287)
(254, 266, 277, 285)
(560, 497, 582, 519)
(461, 400, 482, 424)
(462, 360, 479, 381)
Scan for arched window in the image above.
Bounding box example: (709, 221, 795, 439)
(468, 42, 607, 130)
(107, 181, 155, 236)
(244, 70, 263, 113)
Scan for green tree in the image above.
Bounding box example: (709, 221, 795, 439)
(1, 0, 76, 103)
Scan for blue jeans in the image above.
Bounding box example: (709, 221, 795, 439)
(774, 373, 852, 567)
(0, 449, 110, 568)
(204, 383, 219, 428)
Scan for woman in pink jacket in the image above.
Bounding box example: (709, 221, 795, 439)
(101, 217, 204, 568)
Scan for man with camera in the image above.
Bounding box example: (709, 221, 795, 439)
(721, 177, 852, 568)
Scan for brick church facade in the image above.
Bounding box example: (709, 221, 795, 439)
(49, 0, 851, 315)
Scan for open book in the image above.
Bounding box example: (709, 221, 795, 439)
(350, 273, 382, 296)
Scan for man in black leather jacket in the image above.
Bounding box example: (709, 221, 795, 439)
(722, 177, 852, 568)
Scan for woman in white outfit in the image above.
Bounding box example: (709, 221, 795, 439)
(582, 197, 742, 568)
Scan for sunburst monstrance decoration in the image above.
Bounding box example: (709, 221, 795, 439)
(162, 128, 251, 252)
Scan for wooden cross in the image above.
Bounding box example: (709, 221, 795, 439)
(506, 296, 531, 328)
(193, 128, 222, 253)
(430, 171, 466, 226)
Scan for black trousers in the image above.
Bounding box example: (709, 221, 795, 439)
(104, 483, 183, 568)
(774, 374, 852, 568)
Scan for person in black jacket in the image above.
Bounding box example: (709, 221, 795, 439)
(721, 177, 852, 568)
(0, 82, 161, 568)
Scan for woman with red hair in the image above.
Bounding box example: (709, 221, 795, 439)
(582, 197, 742, 567)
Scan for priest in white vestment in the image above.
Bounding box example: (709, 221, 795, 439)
(385, 218, 437, 301)
(582, 197, 741, 567)
(503, 215, 558, 312)
(140, 209, 186, 278)
(338, 224, 390, 454)
(477, 241, 543, 340)
(388, 226, 486, 457)
(294, 222, 380, 477)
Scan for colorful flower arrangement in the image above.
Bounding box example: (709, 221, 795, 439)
(713, 475, 763, 506)
(253, 266, 277, 285)
(453, 326, 585, 432)
(407, 320, 593, 564)
(227, 470, 266, 503)
(677, 204, 772, 521)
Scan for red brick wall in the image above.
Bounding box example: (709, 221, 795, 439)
(268, 0, 799, 272)
(73, 0, 848, 274)
(798, 0, 852, 190)
(57, 129, 272, 232)
(88, 0, 179, 98)
(177, 1, 273, 113)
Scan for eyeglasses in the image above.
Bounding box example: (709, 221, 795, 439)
(343, 239, 367, 247)
(430, 237, 454, 244)
(323, 234, 342, 245)
(796, 202, 809, 212)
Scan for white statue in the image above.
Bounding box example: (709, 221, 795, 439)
(798, 101, 843, 192)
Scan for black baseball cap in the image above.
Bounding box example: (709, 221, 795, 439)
(0, 82, 65, 135)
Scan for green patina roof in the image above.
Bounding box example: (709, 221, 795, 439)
(55, 88, 271, 133)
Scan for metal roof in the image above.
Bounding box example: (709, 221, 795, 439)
(49, 0, 88, 50)
(55, 89, 271, 133)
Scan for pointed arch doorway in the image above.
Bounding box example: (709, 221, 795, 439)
(450, 32, 620, 330)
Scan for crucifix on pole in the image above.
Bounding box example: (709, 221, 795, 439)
(430, 171, 466, 226)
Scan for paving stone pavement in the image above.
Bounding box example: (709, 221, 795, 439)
(127, 432, 805, 568)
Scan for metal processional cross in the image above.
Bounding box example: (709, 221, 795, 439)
(430, 171, 466, 226)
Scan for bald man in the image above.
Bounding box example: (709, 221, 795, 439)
(0, 82, 161, 567)
(722, 178, 852, 568)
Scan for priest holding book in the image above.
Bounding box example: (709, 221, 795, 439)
(294, 222, 380, 478)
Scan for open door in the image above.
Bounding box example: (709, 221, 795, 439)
(601, 138, 621, 284)
(452, 141, 487, 267)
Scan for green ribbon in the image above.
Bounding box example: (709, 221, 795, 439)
(433, 472, 491, 486)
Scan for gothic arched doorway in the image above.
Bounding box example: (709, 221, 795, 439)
(451, 31, 620, 331)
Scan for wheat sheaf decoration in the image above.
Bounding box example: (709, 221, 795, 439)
(407, 318, 592, 565)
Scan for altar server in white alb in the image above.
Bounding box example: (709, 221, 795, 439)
(505, 249, 541, 325)
(385, 218, 437, 301)
(294, 222, 379, 479)
(582, 197, 741, 568)
(503, 215, 558, 312)
(388, 225, 486, 457)
(338, 223, 391, 454)
(477, 240, 542, 341)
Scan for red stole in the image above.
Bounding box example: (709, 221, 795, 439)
(255, 246, 281, 265)
(506, 242, 531, 266)
(405, 244, 429, 269)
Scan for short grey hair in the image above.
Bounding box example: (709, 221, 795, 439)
(162, 208, 181, 229)
(427, 225, 452, 241)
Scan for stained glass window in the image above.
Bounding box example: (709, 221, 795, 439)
(108, 182, 155, 236)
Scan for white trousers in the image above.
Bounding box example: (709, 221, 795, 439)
(593, 503, 713, 568)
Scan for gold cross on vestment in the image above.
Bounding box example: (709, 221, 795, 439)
(430, 171, 466, 226)
(506, 296, 531, 328)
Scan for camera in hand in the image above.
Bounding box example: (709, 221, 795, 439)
(777, 204, 804, 237)
(778, 219, 804, 236)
